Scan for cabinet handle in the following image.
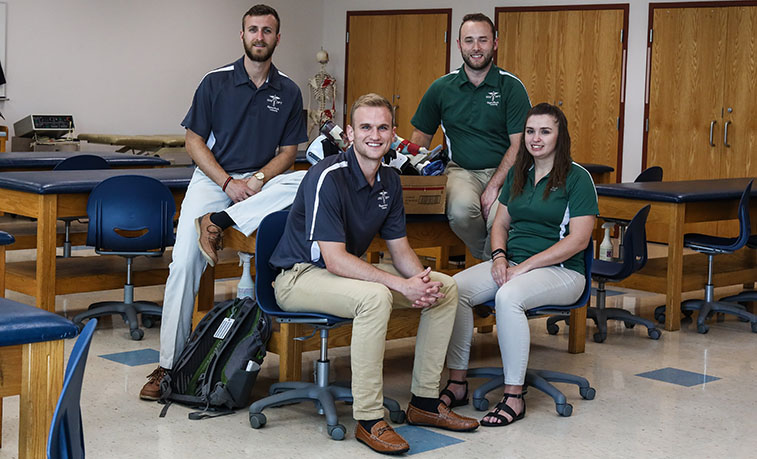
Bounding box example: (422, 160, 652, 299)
(724, 121, 731, 148)
(709, 120, 716, 147)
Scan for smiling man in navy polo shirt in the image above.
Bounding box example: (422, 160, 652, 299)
(139, 4, 307, 401)
(270, 93, 478, 454)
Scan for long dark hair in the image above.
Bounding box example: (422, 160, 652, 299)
(509, 103, 572, 200)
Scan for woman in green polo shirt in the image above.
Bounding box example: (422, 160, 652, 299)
(439, 103, 598, 427)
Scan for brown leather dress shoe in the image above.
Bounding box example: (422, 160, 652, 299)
(139, 366, 167, 401)
(406, 402, 479, 432)
(195, 213, 223, 266)
(355, 420, 409, 455)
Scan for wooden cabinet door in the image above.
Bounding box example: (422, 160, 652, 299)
(497, 8, 625, 182)
(553, 9, 624, 177)
(646, 7, 728, 182)
(345, 12, 449, 146)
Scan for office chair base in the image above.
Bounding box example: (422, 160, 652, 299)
(678, 299, 757, 334)
(73, 301, 162, 341)
(249, 381, 404, 439)
(547, 307, 661, 342)
(467, 367, 595, 417)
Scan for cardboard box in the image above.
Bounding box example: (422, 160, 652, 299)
(400, 175, 447, 214)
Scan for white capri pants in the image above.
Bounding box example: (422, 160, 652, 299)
(446, 259, 584, 386)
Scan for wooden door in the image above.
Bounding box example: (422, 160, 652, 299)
(496, 7, 626, 182)
(553, 9, 624, 174)
(345, 11, 449, 146)
(646, 7, 728, 182)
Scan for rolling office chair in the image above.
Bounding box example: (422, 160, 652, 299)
(47, 319, 97, 459)
(248, 210, 404, 440)
(719, 235, 757, 310)
(547, 205, 661, 342)
(72, 175, 176, 340)
(602, 166, 663, 260)
(467, 242, 596, 417)
(53, 154, 111, 258)
(654, 180, 757, 334)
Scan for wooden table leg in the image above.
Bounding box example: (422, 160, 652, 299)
(278, 323, 303, 382)
(664, 204, 685, 331)
(36, 195, 58, 312)
(19, 339, 64, 459)
(568, 305, 587, 353)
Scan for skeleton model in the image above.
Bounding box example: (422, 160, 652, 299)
(307, 49, 337, 140)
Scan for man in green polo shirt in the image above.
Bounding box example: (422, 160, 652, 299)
(410, 12, 531, 260)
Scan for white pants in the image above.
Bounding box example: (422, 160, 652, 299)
(446, 259, 584, 385)
(159, 168, 306, 369)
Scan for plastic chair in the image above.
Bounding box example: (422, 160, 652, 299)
(467, 241, 596, 417)
(547, 205, 661, 342)
(72, 175, 175, 340)
(654, 180, 756, 333)
(634, 166, 663, 183)
(47, 318, 97, 459)
(248, 210, 404, 440)
(54, 155, 111, 258)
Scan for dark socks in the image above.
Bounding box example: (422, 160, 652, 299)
(359, 419, 382, 431)
(209, 211, 234, 230)
(410, 394, 440, 413)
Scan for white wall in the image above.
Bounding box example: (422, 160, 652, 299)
(0, 0, 322, 142)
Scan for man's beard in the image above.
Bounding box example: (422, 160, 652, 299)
(245, 39, 276, 62)
(462, 50, 493, 70)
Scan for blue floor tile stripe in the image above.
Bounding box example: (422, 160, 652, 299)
(99, 348, 160, 367)
(393, 425, 464, 455)
(636, 367, 721, 387)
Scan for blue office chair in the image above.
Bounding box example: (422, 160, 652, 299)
(467, 241, 596, 417)
(547, 205, 661, 342)
(72, 175, 175, 340)
(248, 210, 404, 440)
(54, 154, 111, 258)
(47, 318, 97, 459)
(719, 235, 757, 311)
(655, 180, 756, 333)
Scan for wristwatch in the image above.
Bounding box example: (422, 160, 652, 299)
(253, 171, 265, 182)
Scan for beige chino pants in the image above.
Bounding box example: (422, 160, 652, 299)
(274, 262, 458, 420)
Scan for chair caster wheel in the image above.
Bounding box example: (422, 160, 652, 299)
(547, 323, 559, 335)
(142, 316, 158, 328)
(751, 322, 757, 333)
(556, 403, 573, 417)
(655, 312, 665, 324)
(389, 410, 406, 424)
(579, 387, 596, 400)
(624, 321, 636, 329)
(249, 413, 267, 429)
(472, 398, 489, 411)
(648, 328, 661, 340)
(130, 328, 144, 341)
(697, 324, 709, 334)
(593, 332, 606, 343)
(328, 424, 346, 440)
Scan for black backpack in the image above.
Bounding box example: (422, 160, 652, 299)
(159, 297, 271, 419)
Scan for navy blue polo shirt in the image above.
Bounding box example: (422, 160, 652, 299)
(182, 57, 307, 173)
(270, 147, 406, 270)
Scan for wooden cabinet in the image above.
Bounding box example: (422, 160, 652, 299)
(645, 5, 757, 182)
(496, 6, 628, 182)
(345, 10, 450, 145)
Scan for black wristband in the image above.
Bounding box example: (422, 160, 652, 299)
(491, 248, 506, 259)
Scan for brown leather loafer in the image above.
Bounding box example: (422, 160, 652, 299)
(406, 402, 479, 432)
(195, 213, 223, 267)
(355, 420, 409, 455)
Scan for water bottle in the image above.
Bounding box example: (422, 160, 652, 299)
(599, 223, 614, 261)
(237, 252, 255, 299)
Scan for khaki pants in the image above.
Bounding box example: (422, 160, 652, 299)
(274, 263, 458, 420)
(445, 163, 499, 260)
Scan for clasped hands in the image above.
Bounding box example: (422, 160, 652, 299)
(224, 176, 264, 203)
(404, 267, 445, 308)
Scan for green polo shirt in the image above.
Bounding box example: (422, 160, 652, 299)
(411, 64, 531, 170)
(498, 163, 598, 275)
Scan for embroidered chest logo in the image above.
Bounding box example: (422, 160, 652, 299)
(378, 190, 390, 210)
(267, 95, 282, 112)
(486, 91, 501, 107)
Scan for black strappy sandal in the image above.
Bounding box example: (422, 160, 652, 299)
(440, 379, 469, 408)
(480, 392, 526, 427)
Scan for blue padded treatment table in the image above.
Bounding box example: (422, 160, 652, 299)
(0, 298, 78, 458)
(595, 177, 757, 331)
(0, 151, 169, 170)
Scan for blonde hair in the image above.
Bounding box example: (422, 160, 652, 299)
(349, 93, 395, 127)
